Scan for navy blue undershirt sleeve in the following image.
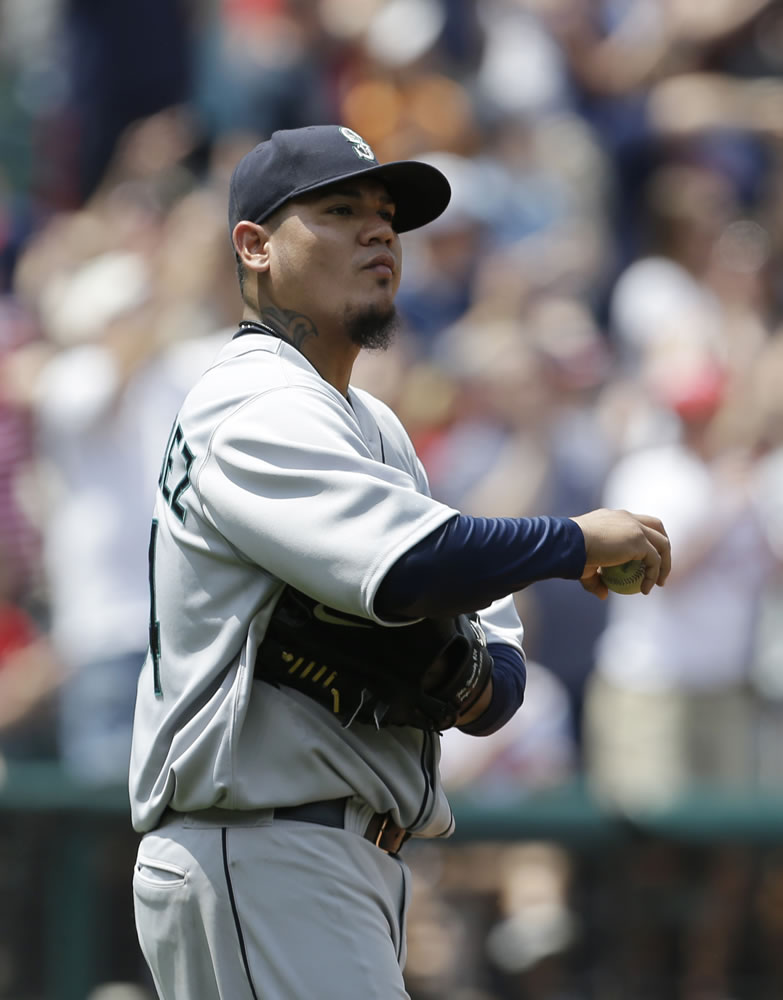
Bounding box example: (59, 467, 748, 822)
(375, 514, 586, 620)
(457, 642, 526, 737)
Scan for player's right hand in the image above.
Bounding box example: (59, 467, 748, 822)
(569, 508, 671, 599)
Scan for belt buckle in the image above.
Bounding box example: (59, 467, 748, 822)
(372, 812, 410, 855)
(373, 813, 391, 849)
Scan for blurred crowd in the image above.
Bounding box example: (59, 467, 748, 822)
(3, 0, 783, 997)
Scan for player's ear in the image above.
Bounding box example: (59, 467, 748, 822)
(232, 221, 272, 274)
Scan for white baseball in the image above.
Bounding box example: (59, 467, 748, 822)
(598, 560, 646, 595)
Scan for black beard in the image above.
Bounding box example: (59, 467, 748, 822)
(344, 303, 399, 351)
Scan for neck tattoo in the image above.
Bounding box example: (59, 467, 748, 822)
(261, 307, 319, 350)
(236, 309, 319, 351)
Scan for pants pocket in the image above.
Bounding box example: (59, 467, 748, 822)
(134, 855, 187, 889)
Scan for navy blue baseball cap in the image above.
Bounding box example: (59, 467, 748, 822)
(228, 125, 451, 236)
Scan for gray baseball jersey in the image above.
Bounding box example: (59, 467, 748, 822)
(129, 331, 524, 837)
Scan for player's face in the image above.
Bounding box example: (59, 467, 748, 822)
(264, 179, 402, 334)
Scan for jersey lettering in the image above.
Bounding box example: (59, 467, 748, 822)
(158, 422, 195, 523)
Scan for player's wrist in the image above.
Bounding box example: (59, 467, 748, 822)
(455, 676, 493, 726)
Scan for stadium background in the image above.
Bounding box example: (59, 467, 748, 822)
(3, 1, 783, 998)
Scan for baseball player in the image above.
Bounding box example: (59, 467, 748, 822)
(129, 125, 670, 1000)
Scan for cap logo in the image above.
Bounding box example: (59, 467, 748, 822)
(339, 127, 376, 162)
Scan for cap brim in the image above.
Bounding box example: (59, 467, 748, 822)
(293, 159, 452, 234)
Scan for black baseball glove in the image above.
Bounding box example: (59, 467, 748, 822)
(254, 586, 494, 731)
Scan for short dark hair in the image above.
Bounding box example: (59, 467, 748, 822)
(235, 252, 246, 299)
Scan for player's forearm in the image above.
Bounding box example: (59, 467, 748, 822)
(374, 514, 585, 619)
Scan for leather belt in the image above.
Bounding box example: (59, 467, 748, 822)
(274, 798, 410, 855)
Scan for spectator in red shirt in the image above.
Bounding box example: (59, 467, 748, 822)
(0, 546, 61, 756)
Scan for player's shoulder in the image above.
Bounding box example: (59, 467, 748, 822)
(206, 333, 319, 386)
(182, 334, 334, 414)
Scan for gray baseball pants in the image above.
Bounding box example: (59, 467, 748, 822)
(132, 806, 412, 999)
